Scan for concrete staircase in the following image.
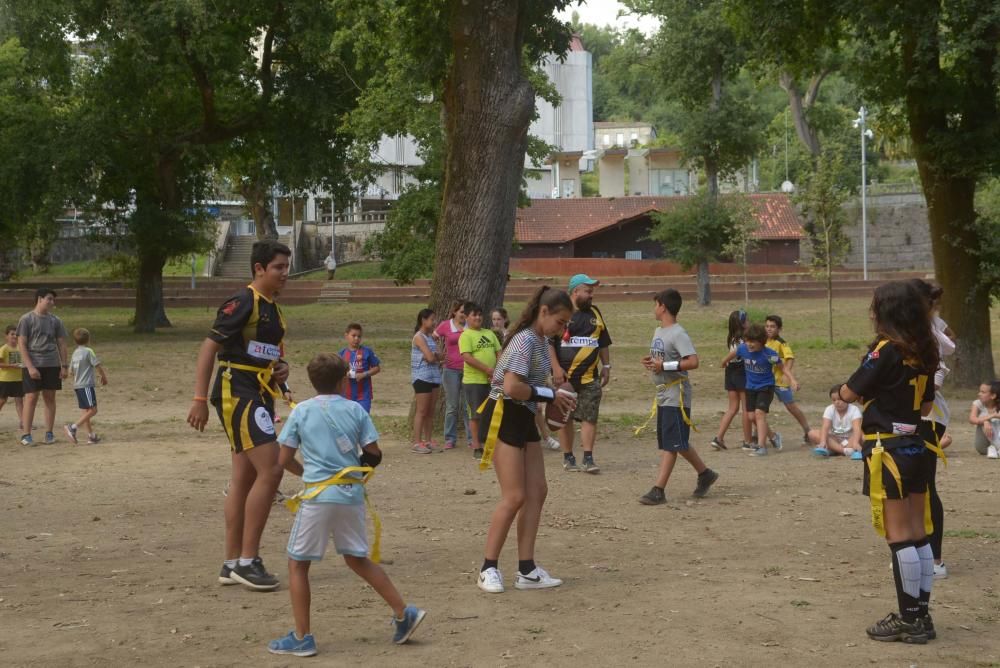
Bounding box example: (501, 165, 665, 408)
(318, 281, 352, 305)
(215, 235, 292, 279)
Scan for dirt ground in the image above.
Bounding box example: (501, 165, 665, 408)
(1, 299, 999, 667)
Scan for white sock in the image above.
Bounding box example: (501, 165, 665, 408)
(895, 545, 922, 598)
(238, 557, 254, 567)
(224, 558, 237, 569)
(915, 541, 935, 594)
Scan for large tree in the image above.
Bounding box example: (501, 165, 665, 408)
(6, 1, 363, 332)
(731, 0, 999, 385)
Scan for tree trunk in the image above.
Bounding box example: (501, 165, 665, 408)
(696, 260, 711, 306)
(431, 0, 535, 315)
(779, 71, 823, 158)
(921, 173, 995, 385)
(134, 252, 169, 333)
(825, 231, 833, 344)
(241, 178, 278, 240)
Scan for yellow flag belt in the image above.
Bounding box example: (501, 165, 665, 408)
(634, 379, 696, 437)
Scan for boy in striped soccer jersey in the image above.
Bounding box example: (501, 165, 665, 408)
(338, 323, 381, 414)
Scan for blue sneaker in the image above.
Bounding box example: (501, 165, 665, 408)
(813, 447, 830, 457)
(19, 434, 34, 447)
(44, 431, 55, 444)
(267, 631, 317, 657)
(850, 450, 864, 461)
(769, 432, 783, 451)
(392, 605, 426, 644)
(748, 446, 768, 457)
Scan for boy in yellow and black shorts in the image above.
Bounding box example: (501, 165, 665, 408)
(187, 240, 292, 593)
(0, 325, 25, 429)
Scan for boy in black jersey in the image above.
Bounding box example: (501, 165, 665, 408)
(188, 240, 292, 592)
(838, 281, 940, 644)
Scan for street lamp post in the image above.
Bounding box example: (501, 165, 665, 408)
(853, 107, 874, 280)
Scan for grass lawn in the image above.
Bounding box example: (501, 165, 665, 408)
(11, 255, 208, 280)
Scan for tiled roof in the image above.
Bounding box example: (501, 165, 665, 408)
(514, 194, 803, 244)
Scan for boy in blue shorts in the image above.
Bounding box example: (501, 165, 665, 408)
(65, 328, 108, 444)
(638, 289, 718, 505)
(723, 323, 782, 457)
(765, 314, 811, 445)
(338, 323, 381, 414)
(268, 352, 424, 657)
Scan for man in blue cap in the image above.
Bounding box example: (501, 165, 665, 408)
(550, 274, 612, 473)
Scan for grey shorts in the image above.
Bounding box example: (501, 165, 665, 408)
(286, 502, 368, 561)
(570, 380, 602, 424)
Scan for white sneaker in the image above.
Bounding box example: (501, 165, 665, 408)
(988, 445, 999, 459)
(934, 562, 948, 579)
(477, 567, 504, 593)
(514, 566, 562, 590)
(545, 436, 561, 451)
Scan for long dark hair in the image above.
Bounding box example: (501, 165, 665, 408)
(907, 278, 943, 313)
(414, 308, 435, 333)
(726, 309, 747, 348)
(503, 286, 572, 352)
(868, 281, 939, 374)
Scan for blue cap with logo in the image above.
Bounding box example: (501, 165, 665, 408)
(568, 273, 600, 293)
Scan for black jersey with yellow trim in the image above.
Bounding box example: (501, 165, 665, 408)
(208, 286, 287, 399)
(845, 339, 934, 448)
(553, 305, 612, 386)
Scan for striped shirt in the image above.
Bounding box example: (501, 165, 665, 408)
(488, 328, 550, 414)
(410, 332, 442, 384)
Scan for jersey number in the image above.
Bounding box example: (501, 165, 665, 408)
(908, 375, 928, 410)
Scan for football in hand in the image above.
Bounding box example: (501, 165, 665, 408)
(545, 382, 577, 430)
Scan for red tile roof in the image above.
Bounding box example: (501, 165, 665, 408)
(514, 194, 803, 244)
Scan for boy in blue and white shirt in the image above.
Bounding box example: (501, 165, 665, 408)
(268, 353, 425, 657)
(722, 322, 783, 456)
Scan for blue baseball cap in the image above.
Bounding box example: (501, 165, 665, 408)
(568, 274, 600, 292)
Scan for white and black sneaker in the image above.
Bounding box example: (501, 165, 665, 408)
(230, 557, 279, 591)
(218, 564, 238, 585)
(515, 566, 562, 590)
(477, 567, 504, 593)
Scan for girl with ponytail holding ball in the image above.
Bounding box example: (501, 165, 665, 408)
(476, 287, 576, 594)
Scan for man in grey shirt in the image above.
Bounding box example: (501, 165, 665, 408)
(16, 288, 69, 446)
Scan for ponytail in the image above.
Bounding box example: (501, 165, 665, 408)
(502, 286, 572, 352)
(414, 308, 434, 333)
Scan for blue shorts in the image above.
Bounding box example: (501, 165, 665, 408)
(656, 405, 691, 452)
(75, 387, 97, 409)
(774, 386, 795, 404)
(353, 398, 372, 414)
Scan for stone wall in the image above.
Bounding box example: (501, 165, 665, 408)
(800, 192, 932, 270)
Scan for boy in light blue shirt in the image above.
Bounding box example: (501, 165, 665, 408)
(268, 353, 425, 657)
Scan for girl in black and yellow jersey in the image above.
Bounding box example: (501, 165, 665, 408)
(188, 240, 292, 592)
(837, 281, 940, 644)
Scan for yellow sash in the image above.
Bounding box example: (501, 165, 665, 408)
(633, 379, 696, 437)
(283, 466, 382, 563)
(477, 397, 504, 471)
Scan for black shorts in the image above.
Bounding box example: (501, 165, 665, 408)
(212, 394, 277, 454)
(412, 379, 440, 394)
(477, 398, 540, 449)
(746, 386, 774, 413)
(918, 419, 946, 446)
(724, 364, 746, 392)
(75, 387, 97, 409)
(0, 380, 24, 399)
(464, 383, 491, 418)
(862, 444, 936, 499)
(656, 405, 691, 452)
(22, 366, 62, 392)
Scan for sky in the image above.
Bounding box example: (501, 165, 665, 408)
(556, 0, 661, 35)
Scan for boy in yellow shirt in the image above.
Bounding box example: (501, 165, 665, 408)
(765, 315, 811, 447)
(0, 326, 25, 429)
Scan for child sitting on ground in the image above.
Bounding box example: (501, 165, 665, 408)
(970, 381, 1000, 459)
(65, 328, 108, 444)
(808, 384, 863, 458)
(269, 353, 425, 657)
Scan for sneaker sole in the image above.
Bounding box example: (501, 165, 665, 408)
(230, 572, 280, 591)
(866, 631, 928, 644)
(393, 609, 426, 644)
(563, 466, 580, 472)
(218, 575, 239, 585)
(514, 579, 562, 590)
(477, 582, 504, 594)
(268, 647, 317, 657)
(582, 466, 600, 474)
(639, 497, 666, 506)
(710, 441, 727, 451)
(64, 426, 78, 444)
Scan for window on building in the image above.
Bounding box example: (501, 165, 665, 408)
(649, 169, 691, 196)
(561, 179, 576, 198)
(625, 250, 642, 260)
(615, 132, 624, 146)
(602, 134, 611, 146)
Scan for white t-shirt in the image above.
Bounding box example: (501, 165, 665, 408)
(822, 403, 862, 435)
(973, 399, 1000, 446)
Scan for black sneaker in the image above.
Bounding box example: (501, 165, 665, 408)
(639, 487, 666, 505)
(710, 437, 727, 451)
(230, 557, 280, 591)
(473, 448, 483, 460)
(692, 469, 719, 498)
(581, 457, 600, 474)
(218, 564, 238, 585)
(563, 454, 580, 472)
(921, 614, 936, 640)
(866, 612, 928, 644)
(741, 441, 756, 452)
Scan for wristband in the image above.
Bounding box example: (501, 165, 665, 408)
(192, 396, 208, 402)
(530, 385, 555, 403)
(602, 364, 612, 369)
(662, 360, 680, 372)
